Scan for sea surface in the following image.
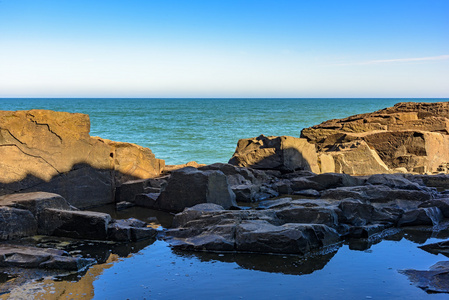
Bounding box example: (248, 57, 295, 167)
(2, 98, 446, 165)
(2, 98, 449, 299)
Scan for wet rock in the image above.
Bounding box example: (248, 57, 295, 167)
(155, 167, 237, 212)
(338, 199, 400, 226)
(419, 198, 449, 218)
(292, 189, 320, 197)
(275, 206, 339, 227)
(398, 207, 443, 227)
(400, 261, 449, 293)
(0, 244, 95, 271)
(115, 201, 134, 211)
(166, 204, 340, 255)
(235, 221, 340, 255)
(321, 185, 433, 203)
(229, 135, 320, 173)
(0, 207, 37, 240)
(345, 224, 391, 239)
(134, 193, 160, 208)
(38, 209, 112, 240)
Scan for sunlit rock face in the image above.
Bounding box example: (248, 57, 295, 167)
(230, 102, 449, 175)
(0, 109, 165, 208)
(301, 101, 449, 175)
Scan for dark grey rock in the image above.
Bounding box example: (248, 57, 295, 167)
(0, 207, 37, 240)
(235, 221, 340, 255)
(400, 261, 449, 293)
(293, 189, 320, 197)
(398, 207, 444, 227)
(276, 206, 339, 227)
(156, 167, 237, 212)
(0, 244, 95, 271)
(419, 198, 449, 218)
(0, 192, 73, 217)
(321, 185, 433, 203)
(134, 193, 160, 208)
(38, 208, 112, 240)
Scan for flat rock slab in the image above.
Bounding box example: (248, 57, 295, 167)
(0, 192, 72, 216)
(38, 208, 112, 240)
(400, 261, 449, 293)
(0, 244, 95, 271)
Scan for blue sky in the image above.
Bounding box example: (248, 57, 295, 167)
(0, 0, 448, 98)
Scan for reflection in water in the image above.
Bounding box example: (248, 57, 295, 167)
(172, 246, 340, 276)
(0, 235, 157, 299)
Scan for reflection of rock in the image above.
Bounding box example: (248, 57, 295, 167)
(400, 261, 449, 293)
(172, 248, 339, 275)
(0, 109, 164, 208)
(419, 240, 449, 257)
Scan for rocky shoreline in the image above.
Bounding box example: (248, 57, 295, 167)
(2, 102, 449, 294)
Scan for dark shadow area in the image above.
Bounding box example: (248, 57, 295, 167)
(0, 163, 148, 209)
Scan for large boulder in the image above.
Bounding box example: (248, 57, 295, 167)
(152, 167, 237, 212)
(0, 109, 164, 208)
(229, 135, 320, 173)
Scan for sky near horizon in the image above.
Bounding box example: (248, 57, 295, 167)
(0, 0, 448, 98)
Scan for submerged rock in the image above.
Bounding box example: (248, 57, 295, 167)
(400, 261, 449, 293)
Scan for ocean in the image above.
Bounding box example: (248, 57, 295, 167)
(1, 98, 449, 299)
(1, 98, 446, 165)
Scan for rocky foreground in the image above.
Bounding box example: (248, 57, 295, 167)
(2, 102, 449, 294)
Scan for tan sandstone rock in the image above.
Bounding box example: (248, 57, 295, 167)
(0, 110, 164, 208)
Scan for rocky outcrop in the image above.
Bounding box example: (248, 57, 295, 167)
(301, 102, 449, 175)
(164, 170, 449, 255)
(166, 203, 341, 254)
(0, 109, 165, 208)
(229, 102, 449, 175)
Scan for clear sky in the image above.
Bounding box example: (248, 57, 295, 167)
(0, 0, 448, 98)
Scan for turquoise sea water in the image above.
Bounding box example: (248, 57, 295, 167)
(1, 98, 447, 165)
